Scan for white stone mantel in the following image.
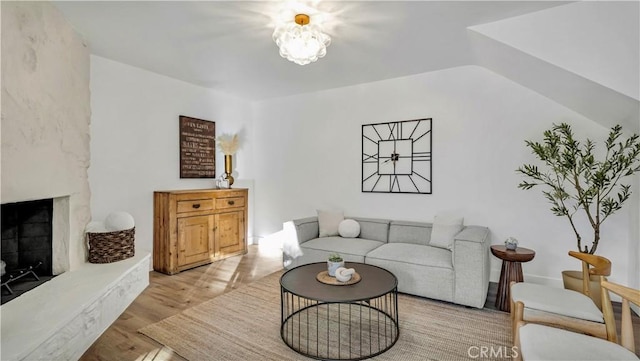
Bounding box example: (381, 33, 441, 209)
(0, 253, 150, 361)
(2, 1, 92, 272)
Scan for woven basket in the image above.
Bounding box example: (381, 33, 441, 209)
(87, 227, 135, 263)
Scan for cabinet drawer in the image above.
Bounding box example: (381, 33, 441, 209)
(177, 199, 214, 213)
(222, 190, 245, 198)
(215, 197, 245, 209)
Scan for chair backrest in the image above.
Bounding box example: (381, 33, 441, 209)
(600, 280, 639, 353)
(568, 251, 612, 296)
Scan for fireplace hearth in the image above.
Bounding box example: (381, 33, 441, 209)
(1, 199, 56, 304)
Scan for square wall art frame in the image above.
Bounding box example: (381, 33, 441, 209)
(362, 118, 432, 194)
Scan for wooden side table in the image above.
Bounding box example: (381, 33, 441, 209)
(490, 245, 535, 312)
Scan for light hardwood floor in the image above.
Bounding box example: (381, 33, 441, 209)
(81, 245, 640, 360)
(80, 244, 283, 361)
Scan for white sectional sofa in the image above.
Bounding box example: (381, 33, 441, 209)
(284, 216, 491, 308)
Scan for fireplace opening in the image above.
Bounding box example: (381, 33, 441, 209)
(1, 199, 56, 304)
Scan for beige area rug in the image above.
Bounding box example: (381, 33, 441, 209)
(139, 272, 512, 361)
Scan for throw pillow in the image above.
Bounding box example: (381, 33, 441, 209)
(429, 214, 464, 249)
(338, 219, 361, 238)
(317, 210, 344, 237)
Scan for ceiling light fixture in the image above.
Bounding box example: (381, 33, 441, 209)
(272, 13, 331, 65)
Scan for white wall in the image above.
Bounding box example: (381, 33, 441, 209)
(89, 56, 254, 260)
(1, 1, 91, 271)
(251, 65, 634, 285)
(469, 1, 639, 101)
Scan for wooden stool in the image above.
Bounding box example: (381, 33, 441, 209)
(490, 245, 535, 312)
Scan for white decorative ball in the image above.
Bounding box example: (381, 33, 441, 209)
(338, 219, 360, 238)
(85, 221, 109, 233)
(104, 211, 135, 231)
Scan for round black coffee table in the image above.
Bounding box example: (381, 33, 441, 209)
(280, 262, 399, 361)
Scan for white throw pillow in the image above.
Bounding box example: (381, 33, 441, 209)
(104, 211, 135, 231)
(338, 219, 360, 238)
(317, 210, 344, 237)
(429, 214, 464, 249)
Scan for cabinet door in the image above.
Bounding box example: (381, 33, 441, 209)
(177, 215, 214, 266)
(215, 211, 245, 256)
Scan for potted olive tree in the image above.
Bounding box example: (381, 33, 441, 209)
(517, 123, 640, 307)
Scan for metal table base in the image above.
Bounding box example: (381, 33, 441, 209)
(280, 263, 399, 360)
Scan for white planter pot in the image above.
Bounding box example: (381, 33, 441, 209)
(327, 260, 344, 277)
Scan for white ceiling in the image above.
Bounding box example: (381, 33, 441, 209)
(53, 1, 568, 101)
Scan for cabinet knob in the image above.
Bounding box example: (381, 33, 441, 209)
(192, 204, 201, 209)
(228, 200, 235, 205)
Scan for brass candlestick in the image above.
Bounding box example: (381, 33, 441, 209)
(224, 154, 234, 187)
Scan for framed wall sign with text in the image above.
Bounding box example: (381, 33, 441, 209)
(179, 115, 216, 178)
(362, 118, 432, 194)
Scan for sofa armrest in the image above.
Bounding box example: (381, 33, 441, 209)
(452, 225, 491, 308)
(292, 217, 319, 245)
(282, 217, 320, 269)
(454, 226, 490, 243)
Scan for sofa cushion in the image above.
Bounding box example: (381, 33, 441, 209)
(301, 237, 385, 258)
(338, 219, 360, 238)
(429, 214, 463, 249)
(317, 210, 344, 237)
(351, 217, 391, 243)
(388, 221, 431, 245)
(365, 243, 453, 269)
(365, 257, 454, 302)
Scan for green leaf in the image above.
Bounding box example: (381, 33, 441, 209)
(517, 123, 640, 254)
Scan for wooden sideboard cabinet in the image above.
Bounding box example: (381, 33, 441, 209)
(153, 188, 248, 275)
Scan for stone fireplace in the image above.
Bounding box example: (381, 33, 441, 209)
(1, 197, 72, 275)
(1, 3, 149, 359)
(2, 199, 54, 276)
(1, 197, 72, 304)
(1, 0, 90, 272)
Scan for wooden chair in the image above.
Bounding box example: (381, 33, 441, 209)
(513, 280, 639, 360)
(509, 251, 614, 342)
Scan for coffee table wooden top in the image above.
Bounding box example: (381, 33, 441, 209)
(280, 262, 397, 303)
(490, 245, 536, 263)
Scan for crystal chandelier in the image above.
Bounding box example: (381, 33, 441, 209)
(272, 13, 331, 65)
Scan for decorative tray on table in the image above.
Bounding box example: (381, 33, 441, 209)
(316, 271, 361, 286)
